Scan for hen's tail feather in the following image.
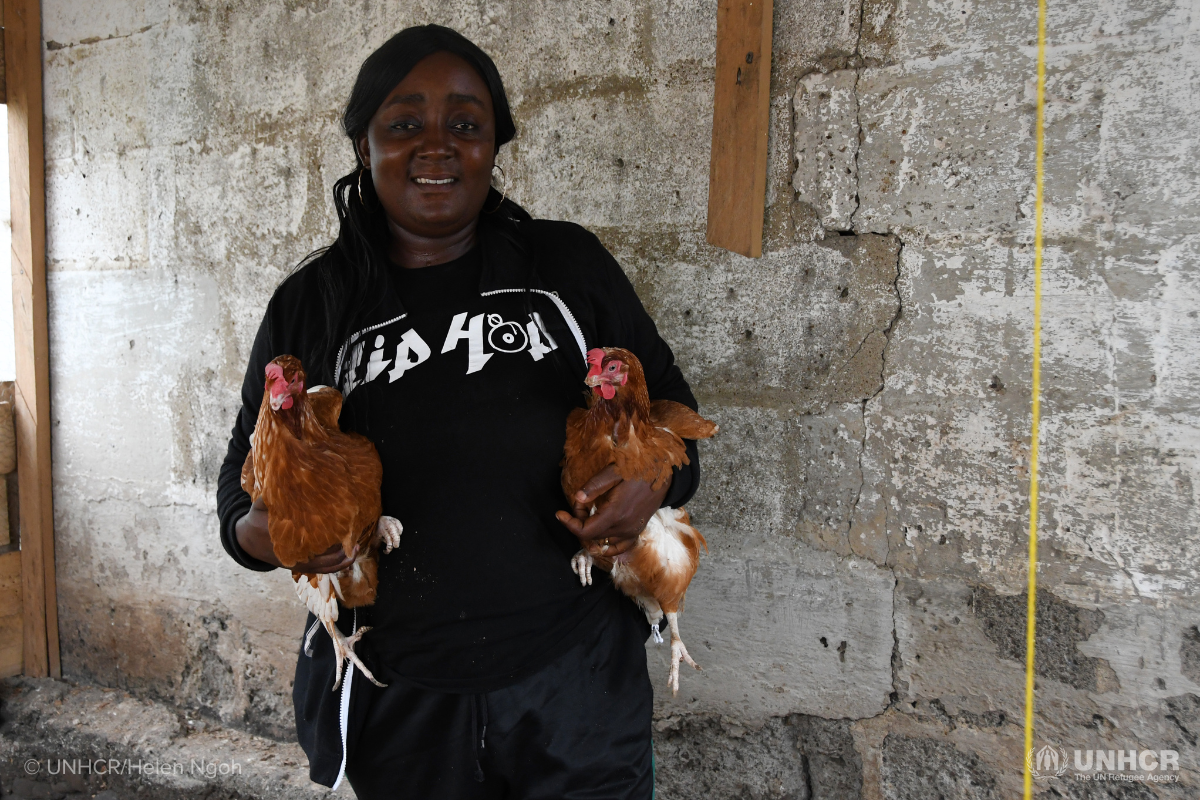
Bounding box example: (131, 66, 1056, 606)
(648, 399, 719, 441)
(294, 572, 340, 623)
(671, 506, 708, 554)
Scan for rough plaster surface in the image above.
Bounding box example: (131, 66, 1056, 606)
(793, 69, 860, 232)
(649, 529, 894, 721)
(652, 713, 863, 799)
(32, 0, 1200, 797)
(880, 734, 1000, 800)
(1181, 628, 1200, 687)
(971, 585, 1115, 693)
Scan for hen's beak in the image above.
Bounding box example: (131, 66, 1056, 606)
(269, 393, 293, 411)
(585, 374, 604, 388)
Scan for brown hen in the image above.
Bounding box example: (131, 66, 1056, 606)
(562, 347, 718, 693)
(241, 355, 402, 690)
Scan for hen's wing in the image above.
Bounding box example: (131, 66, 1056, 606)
(327, 430, 385, 546)
(307, 386, 344, 433)
(649, 400, 719, 440)
(240, 449, 257, 498)
(618, 416, 687, 491)
(561, 406, 618, 500)
(262, 436, 366, 566)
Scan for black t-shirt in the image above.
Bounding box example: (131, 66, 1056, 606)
(341, 247, 613, 688)
(216, 218, 701, 695)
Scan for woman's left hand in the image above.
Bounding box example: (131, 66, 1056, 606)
(555, 464, 670, 558)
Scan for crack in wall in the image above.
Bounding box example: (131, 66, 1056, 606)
(45, 24, 155, 51)
(847, 0, 867, 233)
(840, 0, 900, 538)
(848, 397, 871, 550)
(880, 239, 905, 710)
(801, 750, 815, 799)
(812, 2, 906, 717)
(846, 238, 903, 549)
(878, 243, 905, 711)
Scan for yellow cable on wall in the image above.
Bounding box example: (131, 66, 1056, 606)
(1023, 0, 1048, 796)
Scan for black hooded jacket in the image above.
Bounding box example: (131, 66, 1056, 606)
(215, 217, 701, 782)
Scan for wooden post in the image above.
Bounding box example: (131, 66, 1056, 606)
(0, 2, 8, 105)
(0, 549, 21, 677)
(706, 0, 774, 258)
(5, 0, 57, 678)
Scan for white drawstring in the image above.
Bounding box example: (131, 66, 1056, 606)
(303, 617, 321, 657)
(331, 609, 356, 791)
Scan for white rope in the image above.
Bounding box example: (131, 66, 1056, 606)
(331, 609, 356, 791)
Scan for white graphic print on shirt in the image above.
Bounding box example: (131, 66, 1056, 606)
(338, 310, 559, 395)
(389, 328, 433, 382)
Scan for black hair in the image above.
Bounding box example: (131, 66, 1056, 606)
(342, 25, 516, 155)
(299, 25, 531, 378)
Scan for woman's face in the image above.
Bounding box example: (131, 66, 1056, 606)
(357, 51, 496, 245)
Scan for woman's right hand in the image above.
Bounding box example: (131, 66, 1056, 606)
(235, 497, 357, 573)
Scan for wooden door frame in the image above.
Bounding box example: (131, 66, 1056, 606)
(4, 0, 58, 678)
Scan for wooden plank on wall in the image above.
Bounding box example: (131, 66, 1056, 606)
(706, 0, 774, 258)
(4, 0, 57, 678)
(0, 2, 7, 105)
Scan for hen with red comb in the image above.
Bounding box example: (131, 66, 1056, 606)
(241, 354, 402, 691)
(562, 346, 718, 693)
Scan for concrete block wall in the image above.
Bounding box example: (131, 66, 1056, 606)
(40, 0, 1200, 797)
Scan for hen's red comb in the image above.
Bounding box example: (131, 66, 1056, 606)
(586, 348, 605, 366)
(265, 362, 285, 383)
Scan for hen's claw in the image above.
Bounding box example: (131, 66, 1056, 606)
(668, 637, 701, 695)
(376, 516, 403, 554)
(571, 549, 594, 586)
(665, 612, 701, 695)
(330, 625, 387, 691)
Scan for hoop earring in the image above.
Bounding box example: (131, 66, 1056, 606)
(486, 164, 508, 213)
(357, 166, 371, 204)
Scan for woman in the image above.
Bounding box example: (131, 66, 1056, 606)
(216, 25, 702, 800)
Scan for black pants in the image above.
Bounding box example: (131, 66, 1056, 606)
(344, 601, 655, 800)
